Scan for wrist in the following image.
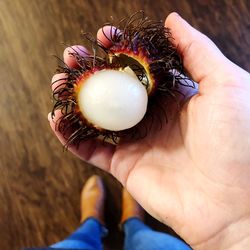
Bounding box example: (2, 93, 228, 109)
(193, 217, 250, 250)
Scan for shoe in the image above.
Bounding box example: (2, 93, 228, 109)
(120, 188, 144, 225)
(80, 175, 105, 224)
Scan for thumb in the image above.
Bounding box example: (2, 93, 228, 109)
(165, 13, 236, 85)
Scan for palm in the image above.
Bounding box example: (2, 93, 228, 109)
(108, 77, 250, 247)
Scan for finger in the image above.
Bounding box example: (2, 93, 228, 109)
(53, 46, 90, 99)
(165, 12, 234, 85)
(51, 73, 68, 92)
(48, 110, 115, 171)
(97, 26, 122, 48)
(63, 45, 90, 68)
(51, 73, 71, 101)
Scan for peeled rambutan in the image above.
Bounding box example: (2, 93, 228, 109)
(51, 11, 193, 147)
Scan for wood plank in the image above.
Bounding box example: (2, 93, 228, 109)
(0, 0, 249, 249)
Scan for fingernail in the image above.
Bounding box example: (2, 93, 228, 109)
(48, 112, 52, 122)
(172, 12, 182, 19)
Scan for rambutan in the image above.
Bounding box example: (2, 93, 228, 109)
(51, 11, 193, 147)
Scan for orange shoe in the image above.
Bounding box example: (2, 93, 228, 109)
(80, 175, 105, 224)
(120, 188, 144, 225)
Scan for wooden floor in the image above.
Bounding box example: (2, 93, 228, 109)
(0, 0, 249, 249)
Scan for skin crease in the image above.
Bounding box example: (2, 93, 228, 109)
(49, 13, 250, 249)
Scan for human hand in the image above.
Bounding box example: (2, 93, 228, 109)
(49, 13, 250, 249)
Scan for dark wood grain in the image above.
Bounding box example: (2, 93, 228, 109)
(0, 0, 249, 249)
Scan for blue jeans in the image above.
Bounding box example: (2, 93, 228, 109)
(50, 218, 107, 250)
(123, 218, 191, 250)
(50, 217, 191, 250)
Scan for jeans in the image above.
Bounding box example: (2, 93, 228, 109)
(50, 217, 191, 250)
(123, 218, 191, 250)
(50, 218, 107, 250)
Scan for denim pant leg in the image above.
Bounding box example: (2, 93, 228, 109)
(123, 218, 191, 250)
(50, 218, 108, 250)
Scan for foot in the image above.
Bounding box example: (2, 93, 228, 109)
(120, 188, 144, 224)
(80, 175, 105, 224)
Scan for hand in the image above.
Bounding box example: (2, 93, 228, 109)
(49, 13, 250, 249)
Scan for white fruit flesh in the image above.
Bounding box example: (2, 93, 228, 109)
(78, 68, 148, 131)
